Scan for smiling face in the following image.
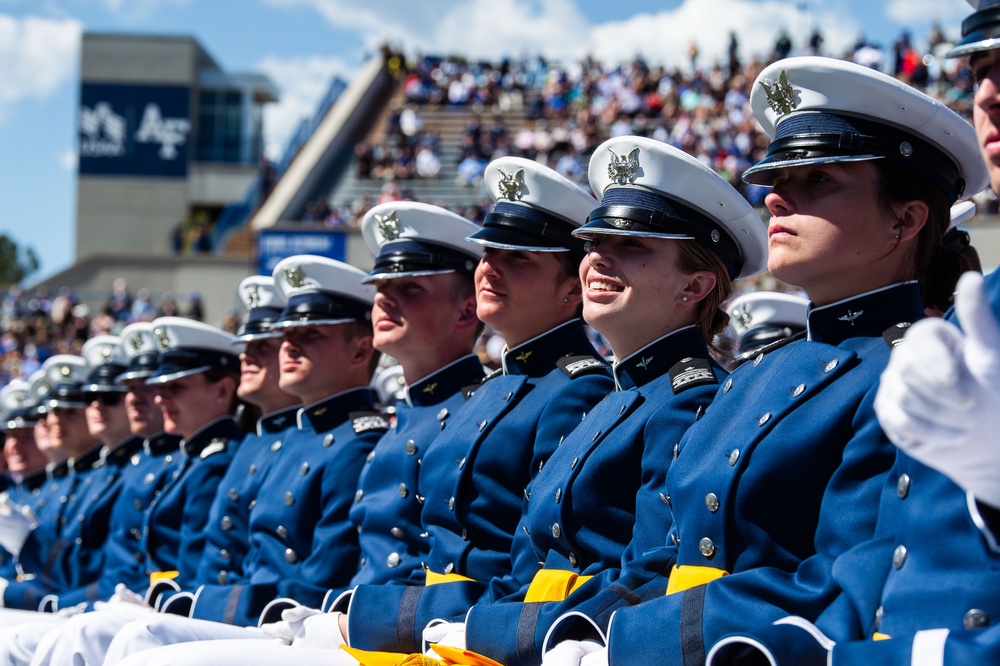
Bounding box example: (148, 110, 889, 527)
(46, 406, 99, 457)
(973, 49, 1000, 195)
(581, 235, 712, 359)
(474, 248, 580, 347)
(763, 161, 909, 305)
(239, 338, 297, 413)
(122, 379, 164, 439)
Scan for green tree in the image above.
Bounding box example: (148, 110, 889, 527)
(0, 234, 39, 284)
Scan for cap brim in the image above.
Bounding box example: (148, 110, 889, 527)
(83, 383, 127, 393)
(946, 34, 1000, 58)
(465, 228, 569, 253)
(232, 331, 284, 343)
(572, 219, 695, 240)
(361, 268, 456, 284)
(742, 153, 882, 185)
(145, 365, 213, 385)
(269, 317, 358, 330)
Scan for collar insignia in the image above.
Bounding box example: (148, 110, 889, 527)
(760, 70, 797, 117)
(245, 284, 260, 309)
(422, 382, 437, 394)
(272, 415, 287, 427)
(608, 147, 640, 185)
(283, 265, 306, 288)
(838, 310, 863, 326)
(515, 350, 532, 363)
(497, 168, 525, 201)
(312, 406, 327, 417)
(375, 211, 401, 241)
(636, 356, 654, 370)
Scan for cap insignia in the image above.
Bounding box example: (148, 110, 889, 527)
(100, 345, 115, 363)
(9, 389, 27, 406)
(760, 70, 797, 117)
(607, 147, 640, 185)
(838, 309, 863, 326)
(610, 218, 633, 230)
(283, 265, 306, 288)
(125, 331, 144, 353)
(245, 284, 260, 309)
(375, 211, 401, 241)
(153, 327, 171, 352)
(497, 168, 525, 201)
(733, 303, 753, 330)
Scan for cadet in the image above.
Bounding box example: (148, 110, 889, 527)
(442, 138, 767, 665)
(29, 317, 244, 666)
(725, 290, 808, 360)
(704, 9, 1000, 664)
(0, 379, 46, 572)
(543, 55, 988, 665)
(95, 256, 388, 662)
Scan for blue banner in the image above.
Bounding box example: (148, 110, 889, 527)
(258, 229, 348, 275)
(79, 84, 191, 177)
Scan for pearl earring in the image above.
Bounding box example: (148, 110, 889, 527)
(682, 296, 689, 302)
(894, 233, 900, 240)
(563, 297, 569, 303)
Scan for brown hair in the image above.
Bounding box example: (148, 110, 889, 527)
(555, 251, 585, 319)
(676, 241, 735, 352)
(202, 365, 252, 434)
(874, 161, 982, 312)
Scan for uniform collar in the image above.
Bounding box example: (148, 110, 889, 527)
(19, 467, 49, 490)
(807, 281, 924, 345)
(102, 435, 145, 468)
(143, 431, 182, 457)
(613, 325, 708, 391)
(257, 405, 301, 435)
(46, 460, 70, 480)
(404, 355, 485, 407)
(501, 319, 592, 376)
(297, 387, 378, 433)
(69, 443, 106, 473)
(180, 416, 241, 458)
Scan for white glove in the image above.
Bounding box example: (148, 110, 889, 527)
(581, 647, 609, 666)
(0, 497, 36, 556)
(875, 271, 1000, 506)
(541, 639, 604, 666)
(422, 620, 466, 658)
(94, 583, 154, 612)
(261, 606, 347, 649)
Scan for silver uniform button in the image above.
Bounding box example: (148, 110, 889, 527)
(570, 457, 579, 470)
(323, 434, 334, 447)
(271, 441, 282, 452)
(875, 606, 884, 631)
(220, 516, 233, 531)
(437, 408, 449, 421)
(285, 491, 295, 506)
(444, 562, 455, 574)
(555, 488, 562, 503)
(228, 489, 239, 502)
(758, 412, 771, 427)
(660, 493, 670, 506)
(249, 463, 257, 475)
(728, 449, 740, 466)
(144, 473, 155, 485)
(284, 548, 298, 563)
(897, 474, 910, 499)
(673, 443, 680, 459)
(218, 570, 228, 585)
(569, 552, 578, 567)
(398, 483, 409, 498)
(552, 523, 561, 539)
(366, 450, 375, 463)
(753, 353, 764, 366)
(671, 532, 680, 546)
(220, 548, 231, 560)
(792, 384, 806, 398)
(300, 462, 310, 476)
(390, 527, 404, 539)
(277, 525, 288, 539)
(448, 497, 455, 511)
(387, 552, 400, 568)
(478, 420, 487, 431)
(964, 609, 990, 630)
(457, 457, 466, 470)
(824, 359, 838, 373)
(892, 544, 907, 569)
(699, 537, 715, 558)
(355, 489, 364, 503)
(705, 493, 720, 512)
(723, 378, 733, 394)
(406, 440, 417, 455)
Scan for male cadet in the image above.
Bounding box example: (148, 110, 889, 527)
(27, 318, 244, 666)
(705, 5, 1000, 663)
(93, 256, 388, 662)
(0, 379, 47, 572)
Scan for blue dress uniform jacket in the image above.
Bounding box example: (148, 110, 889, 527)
(135, 417, 240, 594)
(547, 283, 923, 666)
(346, 319, 614, 653)
(0, 466, 53, 573)
(465, 327, 726, 666)
(3, 441, 129, 609)
(344, 355, 485, 592)
(49, 432, 182, 610)
(193, 406, 300, 589)
(186, 388, 387, 626)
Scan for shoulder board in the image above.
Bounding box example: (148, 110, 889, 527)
(200, 438, 228, 459)
(668, 357, 718, 394)
(729, 330, 806, 370)
(351, 412, 390, 434)
(557, 355, 609, 379)
(883, 322, 912, 348)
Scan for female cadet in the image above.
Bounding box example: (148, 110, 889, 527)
(433, 137, 768, 666)
(541, 55, 989, 666)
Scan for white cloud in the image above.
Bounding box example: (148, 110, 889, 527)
(58, 148, 77, 171)
(256, 54, 360, 160)
(0, 15, 81, 121)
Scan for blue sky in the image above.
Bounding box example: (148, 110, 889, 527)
(0, 0, 972, 282)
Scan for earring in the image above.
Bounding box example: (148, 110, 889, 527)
(682, 296, 689, 302)
(563, 297, 569, 303)
(894, 233, 900, 240)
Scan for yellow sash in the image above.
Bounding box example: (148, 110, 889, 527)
(524, 569, 593, 603)
(873, 633, 890, 641)
(343, 643, 502, 666)
(149, 570, 179, 584)
(665, 564, 727, 595)
(425, 570, 474, 585)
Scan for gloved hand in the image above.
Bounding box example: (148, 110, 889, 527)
(0, 497, 36, 556)
(261, 605, 347, 649)
(422, 620, 466, 657)
(542, 639, 604, 666)
(94, 583, 153, 612)
(875, 271, 1000, 507)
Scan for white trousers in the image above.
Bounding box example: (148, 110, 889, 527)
(101, 614, 263, 663)
(0, 610, 69, 666)
(30, 604, 158, 666)
(115, 639, 363, 666)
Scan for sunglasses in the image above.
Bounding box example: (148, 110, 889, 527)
(84, 391, 124, 406)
